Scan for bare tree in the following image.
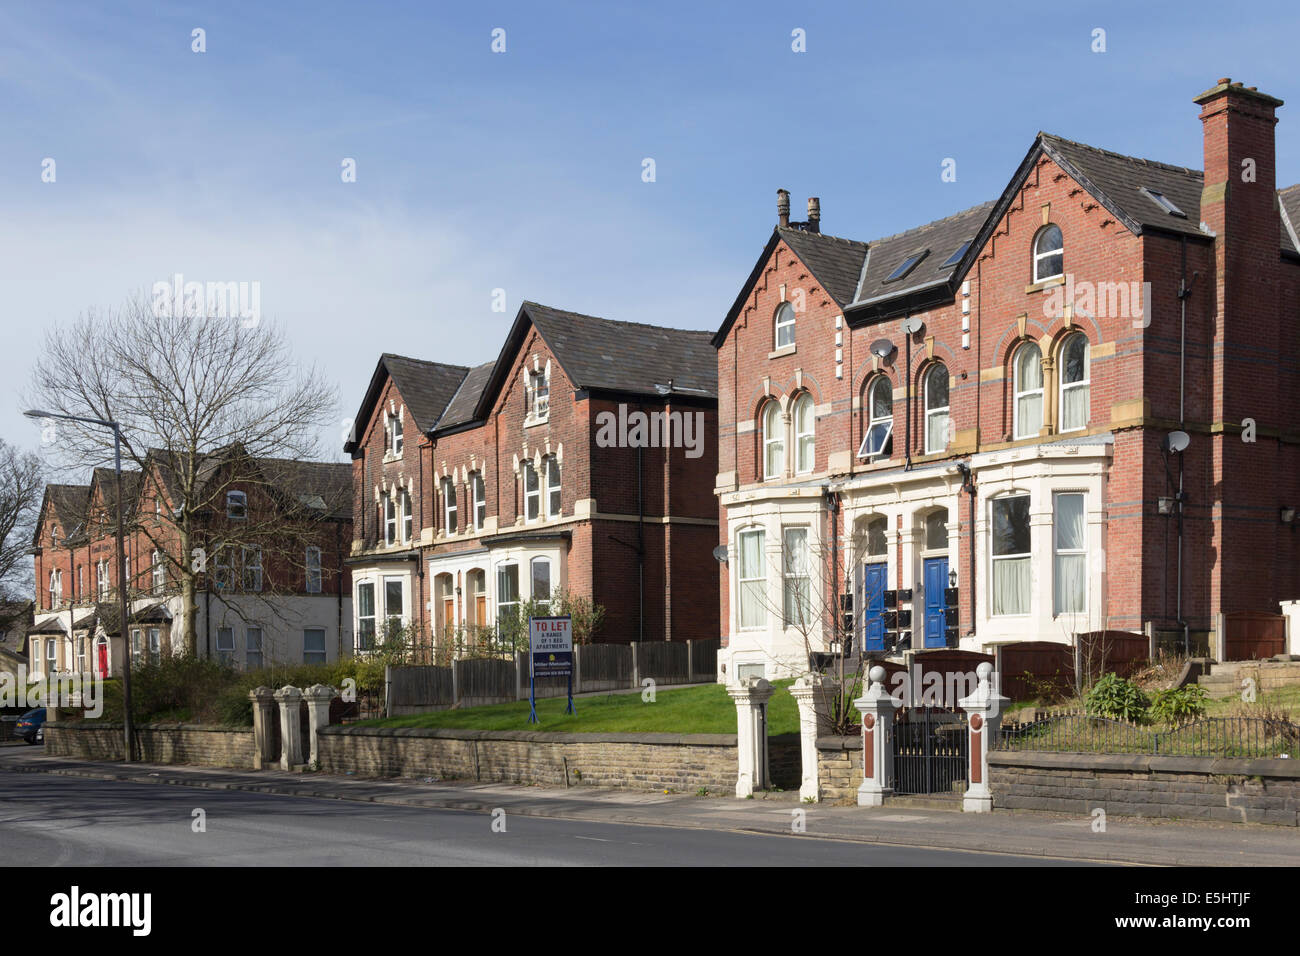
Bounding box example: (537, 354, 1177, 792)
(0, 438, 43, 609)
(26, 294, 341, 655)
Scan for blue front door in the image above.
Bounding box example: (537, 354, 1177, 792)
(923, 557, 948, 648)
(861, 562, 888, 652)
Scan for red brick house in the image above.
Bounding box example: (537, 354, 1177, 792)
(714, 78, 1300, 679)
(344, 301, 718, 656)
(28, 447, 352, 678)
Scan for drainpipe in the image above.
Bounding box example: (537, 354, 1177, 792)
(904, 318, 913, 471)
(637, 418, 645, 644)
(1174, 237, 1197, 656)
(960, 462, 976, 636)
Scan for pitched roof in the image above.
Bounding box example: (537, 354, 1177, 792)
(525, 302, 717, 397)
(849, 201, 996, 309)
(257, 458, 353, 520)
(42, 484, 90, 537)
(1280, 184, 1300, 254)
(344, 354, 471, 453)
(436, 360, 497, 431)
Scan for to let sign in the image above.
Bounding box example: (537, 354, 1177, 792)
(529, 616, 573, 679)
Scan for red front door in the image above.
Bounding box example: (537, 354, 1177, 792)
(97, 642, 108, 677)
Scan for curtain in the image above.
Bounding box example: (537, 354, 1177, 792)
(1054, 494, 1087, 613)
(1061, 383, 1089, 430)
(739, 531, 765, 629)
(926, 410, 949, 452)
(1017, 392, 1043, 436)
(992, 556, 1030, 615)
(783, 529, 810, 627)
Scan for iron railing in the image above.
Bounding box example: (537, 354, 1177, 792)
(893, 706, 968, 795)
(997, 712, 1300, 759)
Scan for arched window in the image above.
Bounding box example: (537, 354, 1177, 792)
(858, 377, 893, 459)
(470, 472, 486, 531)
(545, 456, 561, 517)
(1059, 333, 1090, 432)
(1013, 342, 1044, 439)
(1033, 224, 1063, 283)
(762, 401, 785, 479)
(924, 508, 949, 552)
(923, 365, 949, 454)
(793, 394, 815, 474)
(774, 302, 796, 349)
(441, 478, 457, 534)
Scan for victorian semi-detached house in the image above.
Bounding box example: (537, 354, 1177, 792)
(28, 446, 352, 679)
(345, 301, 719, 655)
(715, 79, 1300, 680)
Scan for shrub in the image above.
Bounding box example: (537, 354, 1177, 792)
(1084, 672, 1150, 722)
(1149, 684, 1208, 725)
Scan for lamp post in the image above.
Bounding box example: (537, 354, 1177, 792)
(26, 409, 134, 762)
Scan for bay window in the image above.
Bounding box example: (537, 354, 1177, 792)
(1053, 493, 1088, 615)
(991, 494, 1031, 616)
(737, 528, 766, 630)
(782, 527, 811, 628)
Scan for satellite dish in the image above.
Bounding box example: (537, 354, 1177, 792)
(901, 316, 924, 336)
(712, 545, 729, 564)
(1164, 431, 1190, 453)
(869, 338, 895, 360)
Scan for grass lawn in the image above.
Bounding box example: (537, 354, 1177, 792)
(357, 680, 800, 735)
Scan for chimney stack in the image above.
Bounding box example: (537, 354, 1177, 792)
(777, 189, 791, 228)
(1193, 77, 1283, 239)
(807, 197, 821, 233)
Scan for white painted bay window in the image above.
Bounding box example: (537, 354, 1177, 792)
(1053, 493, 1087, 615)
(737, 528, 766, 630)
(991, 494, 1031, 616)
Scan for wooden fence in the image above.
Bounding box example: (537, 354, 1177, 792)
(1220, 611, 1287, 661)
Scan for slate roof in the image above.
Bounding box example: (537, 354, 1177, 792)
(521, 302, 718, 399)
(41, 484, 90, 542)
(381, 354, 471, 432)
(257, 458, 353, 520)
(1280, 184, 1300, 253)
(775, 228, 870, 306)
(437, 360, 497, 431)
(850, 201, 996, 308)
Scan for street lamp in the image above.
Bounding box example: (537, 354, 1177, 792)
(25, 409, 134, 762)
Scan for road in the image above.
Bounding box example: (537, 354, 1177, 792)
(0, 768, 1089, 866)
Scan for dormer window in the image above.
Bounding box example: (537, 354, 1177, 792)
(226, 490, 247, 520)
(1032, 225, 1064, 283)
(774, 302, 796, 349)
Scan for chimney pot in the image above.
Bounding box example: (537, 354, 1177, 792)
(1217, 76, 1231, 84)
(777, 189, 791, 228)
(807, 197, 821, 234)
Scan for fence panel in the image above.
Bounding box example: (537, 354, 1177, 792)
(387, 665, 454, 715)
(1222, 612, 1286, 661)
(455, 658, 516, 707)
(689, 639, 720, 681)
(578, 644, 634, 692)
(997, 642, 1075, 702)
(637, 641, 690, 685)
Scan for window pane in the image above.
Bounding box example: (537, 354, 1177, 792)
(992, 496, 1031, 556)
(1061, 383, 1089, 430)
(866, 518, 887, 557)
(385, 580, 403, 617)
(1037, 225, 1062, 254)
(547, 458, 561, 515)
(531, 559, 551, 601)
(871, 379, 892, 419)
(1054, 494, 1086, 550)
(926, 411, 949, 453)
(498, 565, 518, 603)
(1062, 336, 1087, 383)
(1017, 345, 1042, 390)
(992, 557, 1031, 615)
(925, 510, 948, 551)
(925, 367, 948, 408)
(1054, 554, 1087, 614)
(304, 628, 326, 664)
(1017, 392, 1043, 437)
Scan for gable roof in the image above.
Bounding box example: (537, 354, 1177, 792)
(344, 353, 470, 453)
(37, 484, 90, 544)
(436, 360, 497, 432)
(712, 228, 869, 347)
(473, 302, 717, 420)
(1280, 184, 1300, 254)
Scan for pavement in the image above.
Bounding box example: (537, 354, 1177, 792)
(3, 746, 1298, 866)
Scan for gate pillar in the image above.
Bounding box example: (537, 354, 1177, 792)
(958, 662, 1008, 813)
(729, 677, 774, 797)
(302, 684, 337, 768)
(790, 675, 835, 802)
(273, 685, 305, 771)
(248, 686, 276, 770)
(854, 665, 901, 807)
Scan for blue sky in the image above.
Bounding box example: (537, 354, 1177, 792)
(3, 0, 1297, 465)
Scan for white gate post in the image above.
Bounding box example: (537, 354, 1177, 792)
(855, 665, 901, 807)
(790, 675, 832, 802)
(958, 662, 1008, 813)
(274, 685, 305, 771)
(302, 684, 337, 767)
(248, 686, 276, 770)
(729, 676, 774, 797)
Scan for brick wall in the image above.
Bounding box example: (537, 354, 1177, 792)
(317, 725, 738, 793)
(816, 735, 864, 804)
(991, 751, 1300, 826)
(45, 721, 257, 769)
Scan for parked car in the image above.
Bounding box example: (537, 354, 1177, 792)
(14, 708, 45, 745)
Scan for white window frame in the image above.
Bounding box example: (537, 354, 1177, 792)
(151, 549, 166, 595)
(523, 461, 541, 523)
(147, 627, 161, 664)
(390, 412, 403, 457)
(858, 377, 894, 459)
(226, 490, 247, 520)
(496, 563, 519, 629)
(383, 493, 397, 546)
(356, 581, 376, 651)
(214, 547, 233, 591)
(216, 626, 235, 666)
(442, 479, 457, 534)
(781, 526, 811, 629)
(1058, 333, 1091, 433)
(774, 302, 795, 349)
(990, 493, 1032, 617)
(737, 527, 767, 631)
(48, 569, 62, 609)
(244, 627, 263, 670)
(96, 560, 109, 601)
(1013, 342, 1044, 440)
(306, 546, 322, 594)
(530, 557, 552, 609)
(76, 635, 86, 673)
(1033, 224, 1064, 283)
(383, 576, 405, 637)
(762, 402, 785, 480)
(46, 636, 57, 673)
(303, 627, 327, 666)
(545, 457, 561, 518)
(793, 394, 815, 474)
(242, 546, 263, 593)
(1053, 492, 1088, 616)
(471, 473, 486, 531)
(924, 365, 950, 455)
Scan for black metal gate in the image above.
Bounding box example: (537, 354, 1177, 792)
(892, 706, 968, 795)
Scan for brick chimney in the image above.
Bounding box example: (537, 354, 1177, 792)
(777, 189, 791, 228)
(1193, 77, 1283, 239)
(806, 197, 820, 234)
